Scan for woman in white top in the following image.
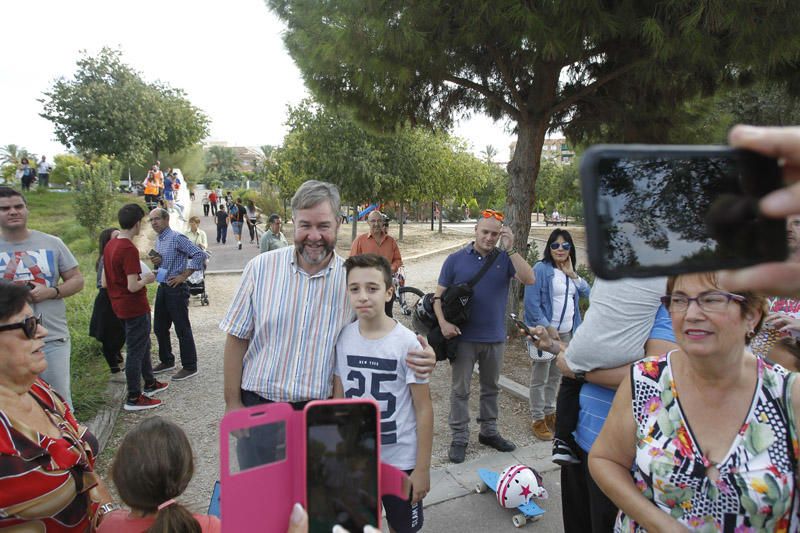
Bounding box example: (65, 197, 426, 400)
(523, 229, 590, 441)
(184, 216, 207, 250)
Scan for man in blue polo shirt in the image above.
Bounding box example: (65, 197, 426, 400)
(433, 210, 535, 463)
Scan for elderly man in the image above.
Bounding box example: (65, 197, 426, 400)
(148, 208, 205, 381)
(221, 180, 436, 467)
(350, 210, 402, 316)
(0, 187, 84, 407)
(259, 213, 289, 253)
(434, 209, 535, 463)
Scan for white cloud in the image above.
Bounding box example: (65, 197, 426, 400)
(1, 0, 514, 159)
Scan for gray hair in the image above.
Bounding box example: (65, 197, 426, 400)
(291, 180, 340, 216)
(154, 208, 169, 219)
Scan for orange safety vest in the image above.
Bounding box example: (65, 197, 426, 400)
(143, 177, 159, 195)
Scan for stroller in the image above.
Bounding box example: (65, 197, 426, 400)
(186, 252, 210, 306)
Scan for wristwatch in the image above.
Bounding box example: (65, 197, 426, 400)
(507, 247, 519, 256)
(96, 502, 121, 523)
(574, 371, 587, 383)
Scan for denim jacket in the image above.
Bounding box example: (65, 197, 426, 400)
(523, 260, 591, 333)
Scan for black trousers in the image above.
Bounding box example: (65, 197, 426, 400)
(555, 376, 582, 447)
(203, 204, 210, 216)
(560, 445, 618, 532)
(153, 284, 197, 370)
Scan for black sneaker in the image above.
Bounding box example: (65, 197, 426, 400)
(552, 438, 581, 466)
(478, 433, 516, 452)
(448, 442, 467, 464)
(153, 362, 176, 374)
(172, 368, 198, 381)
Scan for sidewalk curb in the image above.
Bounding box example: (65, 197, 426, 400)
(405, 241, 469, 262)
(85, 376, 126, 452)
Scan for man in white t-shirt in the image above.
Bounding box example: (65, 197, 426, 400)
(334, 253, 432, 533)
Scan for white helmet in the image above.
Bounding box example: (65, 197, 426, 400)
(495, 464, 548, 508)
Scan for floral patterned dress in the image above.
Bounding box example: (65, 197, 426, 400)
(617, 352, 800, 532)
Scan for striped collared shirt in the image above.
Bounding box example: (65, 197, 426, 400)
(219, 246, 353, 401)
(155, 227, 205, 277)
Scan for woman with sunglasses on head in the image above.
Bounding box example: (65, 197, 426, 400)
(588, 272, 800, 531)
(0, 282, 117, 530)
(523, 229, 590, 442)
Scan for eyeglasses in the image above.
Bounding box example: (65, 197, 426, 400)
(549, 242, 572, 251)
(660, 291, 745, 313)
(0, 314, 42, 339)
(481, 209, 504, 221)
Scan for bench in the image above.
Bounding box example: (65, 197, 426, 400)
(544, 218, 568, 226)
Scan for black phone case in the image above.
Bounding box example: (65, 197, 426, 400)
(580, 144, 785, 279)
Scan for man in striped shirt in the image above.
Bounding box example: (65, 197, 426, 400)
(220, 180, 436, 468)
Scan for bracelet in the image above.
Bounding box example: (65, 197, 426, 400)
(507, 247, 519, 256)
(53, 286, 61, 299)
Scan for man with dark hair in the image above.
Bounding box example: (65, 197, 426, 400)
(104, 203, 166, 411)
(148, 208, 205, 381)
(0, 187, 85, 408)
(258, 213, 288, 253)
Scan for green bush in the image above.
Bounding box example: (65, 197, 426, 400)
(444, 199, 465, 222)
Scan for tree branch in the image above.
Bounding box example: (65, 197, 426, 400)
(443, 74, 520, 120)
(548, 60, 642, 117)
(486, 43, 526, 112)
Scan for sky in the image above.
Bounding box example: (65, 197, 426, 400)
(0, 0, 517, 163)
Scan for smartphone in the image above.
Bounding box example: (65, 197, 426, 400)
(509, 313, 539, 341)
(305, 400, 380, 533)
(580, 145, 787, 279)
(148, 249, 161, 258)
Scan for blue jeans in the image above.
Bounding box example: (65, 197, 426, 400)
(154, 284, 197, 371)
(41, 338, 72, 409)
(123, 313, 155, 398)
(217, 225, 227, 243)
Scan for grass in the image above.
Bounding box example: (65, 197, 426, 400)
(25, 190, 135, 420)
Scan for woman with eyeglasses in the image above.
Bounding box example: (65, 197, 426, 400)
(0, 282, 116, 530)
(523, 229, 590, 442)
(588, 272, 800, 531)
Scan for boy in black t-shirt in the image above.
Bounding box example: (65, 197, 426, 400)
(215, 205, 228, 244)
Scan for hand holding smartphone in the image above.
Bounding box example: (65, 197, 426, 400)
(509, 313, 539, 341)
(580, 145, 786, 279)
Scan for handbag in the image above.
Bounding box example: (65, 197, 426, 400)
(440, 249, 500, 326)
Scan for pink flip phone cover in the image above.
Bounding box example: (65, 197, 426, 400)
(219, 399, 408, 532)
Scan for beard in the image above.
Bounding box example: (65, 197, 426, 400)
(297, 237, 336, 265)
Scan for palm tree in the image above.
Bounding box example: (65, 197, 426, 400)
(204, 146, 239, 179)
(481, 144, 497, 165)
(0, 144, 37, 166)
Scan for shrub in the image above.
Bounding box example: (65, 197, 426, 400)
(71, 156, 121, 241)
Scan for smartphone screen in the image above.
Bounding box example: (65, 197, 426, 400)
(581, 145, 786, 279)
(306, 402, 379, 533)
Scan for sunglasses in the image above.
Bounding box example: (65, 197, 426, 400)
(481, 209, 504, 221)
(0, 314, 42, 339)
(549, 242, 572, 251)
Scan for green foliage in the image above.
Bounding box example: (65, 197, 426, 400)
(40, 47, 209, 165)
(444, 200, 465, 222)
(1, 165, 15, 184)
(576, 263, 596, 316)
(50, 154, 85, 186)
(204, 146, 241, 181)
(71, 156, 121, 240)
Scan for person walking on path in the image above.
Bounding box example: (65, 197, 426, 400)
(208, 190, 218, 216)
(258, 213, 288, 253)
(433, 209, 535, 464)
(220, 180, 436, 469)
(523, 228, 590, 441)
(104, 204, 167, 411)
(0, 186, 85, 408)
(349, 210, 403, 317)
(244, 200, 261, 245)
(148, 208, 205, 381)
(215, 205, 228, 244)
(18, 158, 35, 191)
(202, 193, 210, 217)
(36, 155, 52, 190)
(229, 198, 246, 250)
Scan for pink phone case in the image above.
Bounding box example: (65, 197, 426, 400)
(219, 400, 408, 532)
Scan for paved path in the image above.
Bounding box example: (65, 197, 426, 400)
(193, 187, 262, 272)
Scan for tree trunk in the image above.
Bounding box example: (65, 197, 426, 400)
(398, 200, 404, 242)
(430, 202, 434, 231)
(438, 198, 443, 234)
(504, 119, 547, 317)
